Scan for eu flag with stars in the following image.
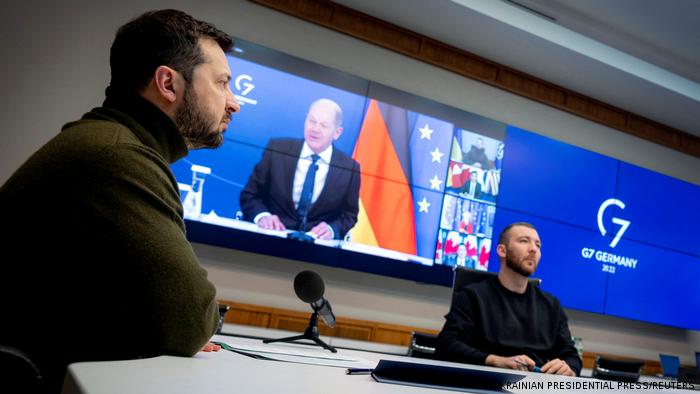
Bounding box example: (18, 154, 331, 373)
(409, 114, 454, 259)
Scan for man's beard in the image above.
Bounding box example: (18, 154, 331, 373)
(505, 250, 535, 277)
(175, 86, 226, 149)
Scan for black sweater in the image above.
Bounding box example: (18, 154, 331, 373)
(436, 277, 582, 376)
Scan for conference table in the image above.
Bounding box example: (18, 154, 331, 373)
(60, 327, 697, 394)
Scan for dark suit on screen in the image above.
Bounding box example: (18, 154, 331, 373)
(240, 138, 360, 239)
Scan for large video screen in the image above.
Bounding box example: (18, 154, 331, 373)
(173, 39, 700, 330)
(488, 127, 700, 329)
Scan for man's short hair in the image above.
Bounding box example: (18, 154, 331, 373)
(109, 9, 233, 94)
(497, 222, 536, 245)
(309, 98, 343, 127)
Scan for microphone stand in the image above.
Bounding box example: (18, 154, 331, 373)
(263, 311, 337, 353)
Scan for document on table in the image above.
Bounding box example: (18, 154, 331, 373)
(212, 336, 376, 369)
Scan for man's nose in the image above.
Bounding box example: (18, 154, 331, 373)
(528, 242, 537, 252)
(226, 90, 240, 114)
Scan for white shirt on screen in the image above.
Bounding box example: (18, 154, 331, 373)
(292, 142, 332, 208)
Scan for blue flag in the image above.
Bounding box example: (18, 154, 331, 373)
(409, 114, 455, 259)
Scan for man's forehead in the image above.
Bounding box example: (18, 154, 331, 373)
(198, 38, 229, 67)
(308, 107, 334, 121)
(309, 103, 333, 114)
(509, 225, 540, 240)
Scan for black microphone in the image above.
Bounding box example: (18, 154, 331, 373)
(294, 270, 336, 328)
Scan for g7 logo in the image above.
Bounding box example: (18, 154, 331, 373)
(581, 248, 595, 258)
(597, 199, 630, 248)
(234, 74, 257, 105)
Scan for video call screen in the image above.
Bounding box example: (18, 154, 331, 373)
(172, 39, 700, 330)
(489, 127, 700, 329)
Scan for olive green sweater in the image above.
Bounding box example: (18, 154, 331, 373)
(0, 89, 219, 391)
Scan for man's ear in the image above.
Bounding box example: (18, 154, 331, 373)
(496, 243, 507, 259)
(153, 65, 179, 103)
(333, 126, 344, 140)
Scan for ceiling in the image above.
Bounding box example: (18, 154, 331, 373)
(333, 0, 700, 137)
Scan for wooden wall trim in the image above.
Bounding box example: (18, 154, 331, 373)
(249, 0, 700, 159)
(218, 300, 438, 346)
(219, 299, 671, 375)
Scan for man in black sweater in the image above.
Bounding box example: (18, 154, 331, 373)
(436, 222, 581, 376)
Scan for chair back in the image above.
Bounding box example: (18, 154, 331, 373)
(592, 356, 644, 383)
(407, 332, 439, 360)
(216, 303, 231, 334)
(0, 344, 44, 393)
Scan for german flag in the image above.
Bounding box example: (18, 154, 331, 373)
(350, 99, 417, 255)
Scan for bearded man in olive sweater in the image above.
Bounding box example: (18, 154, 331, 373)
(0, 10, 239, 392)
(436, 222, 582, 376)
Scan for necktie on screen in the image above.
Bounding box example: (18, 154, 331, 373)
(297, 154, 320, 230)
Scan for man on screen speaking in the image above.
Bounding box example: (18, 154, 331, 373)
(240, 98, 360, 240)
(436, 222, 582, 376)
